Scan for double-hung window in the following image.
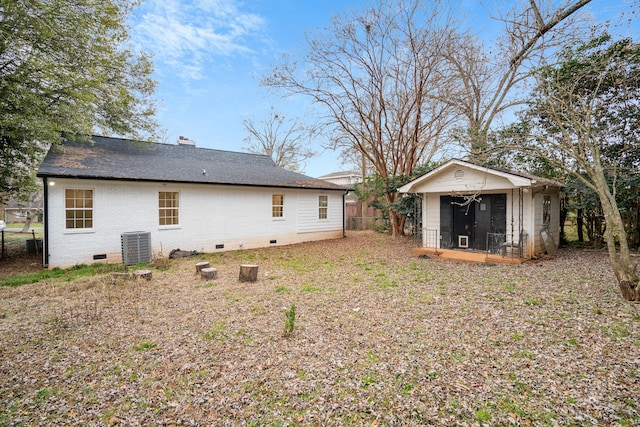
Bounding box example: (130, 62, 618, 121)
(272, 194, 284, 218)
(318, 195, 328, 219)
(65, 189, 93, 230)
(543, 195, 551, 225)
(159, 191, 179, 226)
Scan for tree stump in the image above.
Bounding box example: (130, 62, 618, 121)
(239, 264, 258, 282)
(200, 267, 218, 280)
(134, 269, 152, 280)
(195, 261, 210, 273)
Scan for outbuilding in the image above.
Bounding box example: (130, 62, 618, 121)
(37, 135, 345, 268)
(398, 159, 562, 263)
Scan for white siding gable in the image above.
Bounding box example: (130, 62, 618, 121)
(403, 164, 531, 194)
(297, 193, 343, 233)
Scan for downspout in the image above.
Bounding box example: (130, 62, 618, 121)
(343, 190, 347, 237)
(519, 187, 525, 258)
(42, 176, 49, 268)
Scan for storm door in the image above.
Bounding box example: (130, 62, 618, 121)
(474, 194, 506, 251)
(439, 196, 453, 248)
(453, 200, 474, 248)
(440, 196, 475, 249)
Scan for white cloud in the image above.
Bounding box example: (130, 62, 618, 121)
(131, 0, 267, 79)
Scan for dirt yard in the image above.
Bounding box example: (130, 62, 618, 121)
(0, 231, 638, 426)
(0, 230, 44, 278)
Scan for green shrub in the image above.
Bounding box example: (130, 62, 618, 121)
(284, 303, 296, 336)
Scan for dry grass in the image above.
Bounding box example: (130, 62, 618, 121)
(0, 231, 638, 426)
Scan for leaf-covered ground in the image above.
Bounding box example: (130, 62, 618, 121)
(1, 231, 638, 426)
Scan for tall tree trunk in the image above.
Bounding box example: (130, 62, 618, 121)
(610, 253, 640, 301)
(632, 192, 640, 248)
(468, 128, 489, 165)
(559, 194, 568, 244)
(599, 184, 640, 301)
(389, 209, 405, 237)
(385, 191, 406, 237)
(576, 208, 584, 242)
(21, 210, 33, 233)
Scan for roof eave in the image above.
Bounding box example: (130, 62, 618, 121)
(37, 173, 346, 191)
(398, 159, 564, 193)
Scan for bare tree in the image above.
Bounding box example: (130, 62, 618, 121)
(504, 34, 640, 301)
(20, 188, 43, 232)
(444, 0, 592, 161)
(242, 106, 316, 172)
(263, 0, 460, 236)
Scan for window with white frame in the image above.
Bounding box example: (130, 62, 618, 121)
(272, 194, 284, 218)
(159, 191, 179, 225)
(543, 195, 551, 225)
(65, 189, 93, 229)
(318, 195, 328, 219)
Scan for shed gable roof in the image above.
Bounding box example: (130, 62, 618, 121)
(317, 171, 359, 179)
(37, 136, 343, 191)
(398, 159, 563, 193)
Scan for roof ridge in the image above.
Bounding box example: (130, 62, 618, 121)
(89, 135, 273, 160)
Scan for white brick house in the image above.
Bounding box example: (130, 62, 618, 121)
(37, 136, 346, 268)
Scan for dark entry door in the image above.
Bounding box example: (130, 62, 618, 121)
(474, 198, 491, 250)
(440, 196, 453, 248)
(474, 194, 506, 250)
(453, 202, 474, 248)
(440, 196, 475, 249)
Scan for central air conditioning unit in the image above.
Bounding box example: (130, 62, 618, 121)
(121, 231, 152, 265)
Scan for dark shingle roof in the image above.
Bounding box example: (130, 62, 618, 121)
(37, 136, 344, 191)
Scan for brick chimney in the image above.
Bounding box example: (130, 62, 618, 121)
(177, 136, 196, 146)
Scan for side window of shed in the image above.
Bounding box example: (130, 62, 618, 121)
(543, 195, 551, 225)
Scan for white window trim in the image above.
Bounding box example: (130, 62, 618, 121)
(64, 187, 94, 233)
(159, 225, 182, 230)
(318, 194, 329, 220)
(159, 190, 181, 229)
(542, 194, 551, 225)
(64, 229, 95, 235)
(272, 194, 285, 220)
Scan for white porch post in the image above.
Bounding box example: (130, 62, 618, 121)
(422, 194, 428, 248)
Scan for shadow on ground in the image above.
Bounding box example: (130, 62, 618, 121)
(0, 234, 43, 278)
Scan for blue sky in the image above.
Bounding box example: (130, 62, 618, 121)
(129, 0, 638, 178)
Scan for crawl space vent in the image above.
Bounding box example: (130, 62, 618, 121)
(121, 231, 151, 265)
